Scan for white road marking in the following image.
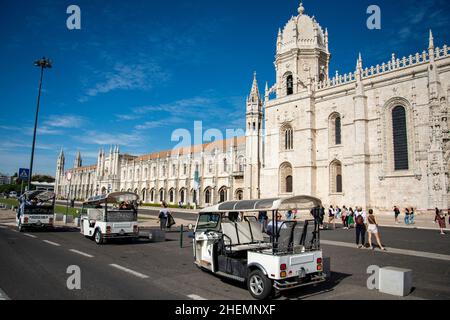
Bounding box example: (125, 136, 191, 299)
(109, 264, 149, 279)
(69, 249, 94, 258)
(321, 240, 450, 262)
(42, 240, 61, 247)
(0, 225, 7, 229)
(0, 288, 10, 300)
(11, 229, 18, 233)
(187, 294, 207, 300)
(24, 233, 37, 239)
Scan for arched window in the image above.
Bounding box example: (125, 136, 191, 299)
(392, 106, 409, 171)
(235, 189, 243, 200)
(282, 125, 294, 151)
(286, 176, 293, 193)
(330, 160, 343, 193)
(280, 162, 293, 194)
(169, 189, 174, 203)
(335, 116, 342, 145)
(238, 156, 245, 172)
(180, 189, 185, 203)
(150, 189, 155, 202)
(219, 187, 227, 203)
(329, 113, 342, 146)
(286, 75, 294, 95)
(183, 164, 187, 175)
(142, 189, 147, 202)
(192, 189, 197, 204)
(159, 189, 165, 202)
(223, 158, 228, 172)
(205, 189, 211, 204)
(162, 165, 166, 177)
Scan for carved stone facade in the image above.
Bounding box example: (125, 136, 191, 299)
(55, 2, 449, 210)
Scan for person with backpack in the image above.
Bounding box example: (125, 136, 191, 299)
(355, 207, 367, 249)
(158, 202, 170, 231)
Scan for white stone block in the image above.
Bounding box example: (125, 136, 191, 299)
(54, 214, 64, 222)
(63, 215, 74, 224)
(379, 267, 413, 297)
(148, 229, 165, 242)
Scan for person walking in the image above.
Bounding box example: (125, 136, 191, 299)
(348, 207, 355, 229)
(404, 208, 411, 225)
(436, 209, 446, 235)
(328, 205, 336, 229)
(158, 202, 170, 231)
(367, 209, 386, 251)
(393, 206, 400, 224)
(409, 207, 415, 225)
(342, 206, 349, 229)
(319, 206, 325, 230)
(355, 207, 367, 249)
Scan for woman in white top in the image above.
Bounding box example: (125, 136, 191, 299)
(367, 209, 386, 251)
(158, 202, 170, 231)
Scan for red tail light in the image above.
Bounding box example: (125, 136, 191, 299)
(317, 258, 323, 264)
(280, 264, 287, 271)
(24, 217, 29, 223)
(106, 226, 111, 234)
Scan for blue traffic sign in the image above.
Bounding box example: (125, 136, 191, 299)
(19, 168, 30, 181)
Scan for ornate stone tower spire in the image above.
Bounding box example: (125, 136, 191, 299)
(426, 30, 449, 209)
(274, 0, 330, 97)
(353, 53, 370, 207)
(74, 151, 82, 169)
(245, 72, 263, 200)
(55, 148, 65, 197)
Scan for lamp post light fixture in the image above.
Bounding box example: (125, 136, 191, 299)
(28, 57, 52, 191)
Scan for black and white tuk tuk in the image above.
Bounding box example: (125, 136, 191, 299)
(80, 192, 140, 245)
(16, 190, 56, 232)
(193, 196, 327, 300)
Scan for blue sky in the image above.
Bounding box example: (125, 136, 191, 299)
(0, 0, 449, 176)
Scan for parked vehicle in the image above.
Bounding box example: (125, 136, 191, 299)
(80, 192, 140, 245)
(16, 190, 55, 232)
(9, 191, 18, 199)
(193, 196, 327, 300)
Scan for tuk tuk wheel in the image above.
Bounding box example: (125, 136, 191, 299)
(247, 270, 273, 300)
(94, 229, 103, 245)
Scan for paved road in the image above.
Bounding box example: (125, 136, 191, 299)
(0, 220, 449, 300)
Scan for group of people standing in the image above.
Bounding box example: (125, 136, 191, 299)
(311, 205, 386, 250)
(393, 206, 416, 225)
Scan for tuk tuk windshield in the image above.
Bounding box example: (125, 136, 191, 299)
(196, 213, 220, 231)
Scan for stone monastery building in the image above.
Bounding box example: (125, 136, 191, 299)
(55, 2, 450, 211)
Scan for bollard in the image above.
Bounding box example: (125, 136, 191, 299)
(180, 224, 184, 248)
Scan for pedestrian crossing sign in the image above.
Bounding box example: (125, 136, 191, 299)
(19, 168, 30, 181)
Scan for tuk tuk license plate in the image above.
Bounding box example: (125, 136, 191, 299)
(297, 269, 306, 278)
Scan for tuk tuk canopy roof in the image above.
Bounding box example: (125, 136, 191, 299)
(21, 190, 55, 202)
(200, 196, 322, 213)
(84, 192, 139, 205)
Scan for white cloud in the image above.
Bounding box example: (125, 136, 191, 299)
(43, 115, 86, 129)
(74, 130, 143, 147)
(80, 62, 170, 102)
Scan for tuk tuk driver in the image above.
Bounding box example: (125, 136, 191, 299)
(266, 211, 288, 236)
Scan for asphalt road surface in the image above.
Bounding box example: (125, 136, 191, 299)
(0, 218, 449, 300)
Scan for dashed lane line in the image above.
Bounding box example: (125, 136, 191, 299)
(109, 264, 149, 279)
(321, 240, 450, 262)
(0, 288, 10, 300)
(69, 249, 94, 258)
(23, 233, 37, 239)
(187, 294, 207, 300)
(42, 240, 61, 247)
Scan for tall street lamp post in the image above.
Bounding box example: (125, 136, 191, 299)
(28, 57, 52, 191)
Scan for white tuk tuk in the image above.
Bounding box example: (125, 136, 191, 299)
(16, 190, 55, 232)
(193, 196, 327, 300)
(80, 192, 139, 245)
